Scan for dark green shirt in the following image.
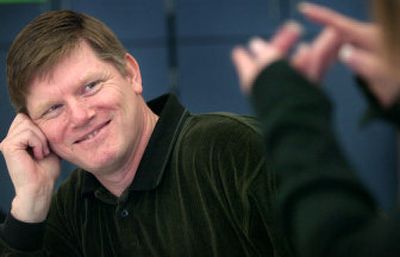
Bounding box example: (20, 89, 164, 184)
(251, 61, 400, 257)
(0, 94, 288, 257)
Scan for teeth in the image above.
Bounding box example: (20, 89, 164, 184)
(84, 129, 99, 141)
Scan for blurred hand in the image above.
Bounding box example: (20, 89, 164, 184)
(232, 21, 302, 93)
(291, 26, 341, 83)
(0, 113, 60, 222)
(299, 2, 400, 107)
(232, 19, 342, 94)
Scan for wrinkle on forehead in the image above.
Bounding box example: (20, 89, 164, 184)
(28, 40, 87, 93)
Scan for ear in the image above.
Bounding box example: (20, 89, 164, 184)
(124, 53, 143, 94)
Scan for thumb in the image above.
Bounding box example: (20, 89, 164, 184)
(231, 46, 258, 94)
(291, 43, 313, 80)
(339, 44, 400, 107)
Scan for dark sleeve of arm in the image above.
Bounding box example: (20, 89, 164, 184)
(0, 213, 46, 251)
(0, 195, 82, 257)
(250, 60, 400, 257)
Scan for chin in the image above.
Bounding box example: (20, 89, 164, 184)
(77, 152, 120, 174)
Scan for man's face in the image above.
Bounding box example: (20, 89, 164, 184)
(26, 41, 147, 175)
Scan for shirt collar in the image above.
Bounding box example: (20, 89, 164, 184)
(81, 93, 189, 197)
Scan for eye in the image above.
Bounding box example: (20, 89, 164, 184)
(83, 80, 102, 95)
(42, 104, 64, 119)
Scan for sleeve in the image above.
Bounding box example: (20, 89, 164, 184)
(249, 60, 400, 257)
(0, 194, 82, 257)
(0, 213, 46, 254)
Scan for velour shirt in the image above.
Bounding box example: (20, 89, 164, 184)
(0, 94, 289, 257)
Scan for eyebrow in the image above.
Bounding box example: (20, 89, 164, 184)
(29, 99, 58, 120)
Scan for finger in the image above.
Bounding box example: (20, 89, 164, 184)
(309, 27, 342, 81)
(5, 117, 50, 157)
(14, 129, 51, 160)
(15, 126, 49, 157)
(339, 44, 400, 107)
(27, 134, 46, 160)
(9, 113, 31, 131)
(270, 21, 303, 54)
(291, 43, 312, 79)
(298, 2, 376, 49)
(248, 37, 282, 64)
(338, 44, 380, 79)
(248, 22, 302, 63)
(231, 46, 258, 93)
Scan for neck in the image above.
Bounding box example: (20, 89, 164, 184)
(96, 104, 159, 197)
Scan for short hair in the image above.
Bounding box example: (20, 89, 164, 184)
(6, 10, 128, 113)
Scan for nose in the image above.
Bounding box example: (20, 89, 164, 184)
(68, 99, 95, 128)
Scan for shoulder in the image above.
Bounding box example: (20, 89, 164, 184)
(176, 112, 265, 160)
(182, 112, 263, 140)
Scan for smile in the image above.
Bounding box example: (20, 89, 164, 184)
(75, 120, 111, 144)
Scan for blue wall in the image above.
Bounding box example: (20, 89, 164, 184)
(0, 0, 397, 211)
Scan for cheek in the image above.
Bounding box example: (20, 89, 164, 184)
(39, 120, 68, 146)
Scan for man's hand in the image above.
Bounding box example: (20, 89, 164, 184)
(0, 113, 60, 222)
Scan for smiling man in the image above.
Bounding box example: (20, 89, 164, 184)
(0, 10, 288, 257)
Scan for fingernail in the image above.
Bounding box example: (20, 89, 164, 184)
(339, 44, 353, 63)
(284, 20, 304, 35)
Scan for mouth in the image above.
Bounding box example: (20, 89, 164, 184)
(74, 120, 111, 144)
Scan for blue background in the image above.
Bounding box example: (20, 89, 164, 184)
(0, 0, 397, 211)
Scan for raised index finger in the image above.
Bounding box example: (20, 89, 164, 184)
(299, 2, 376, 49)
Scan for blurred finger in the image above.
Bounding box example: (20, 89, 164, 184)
(309, 27, 342, 81)
(338, 44, 399, 106)
(231, 46, 258, 93)
(270, 21, 303, 53)
(298, 2, 377, 49)
(291, 43, 312, 78)
(248, 37, 282, 65)
(339, 44, 379, 78)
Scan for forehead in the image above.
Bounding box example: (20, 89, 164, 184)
(34, 41, 104, 85)
(25, 42, 110, 112)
